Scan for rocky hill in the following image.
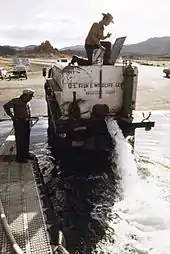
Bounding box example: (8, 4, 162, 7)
(0, 40, 63, 57)
(33, 40, 60, 55)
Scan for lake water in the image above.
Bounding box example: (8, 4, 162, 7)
(0, 65, 170, 253)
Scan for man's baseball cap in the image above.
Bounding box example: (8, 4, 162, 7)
(102, 13, 114, 23)
(22, 88, 34, 96)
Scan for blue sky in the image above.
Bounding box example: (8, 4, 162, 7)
(1, 0, 170, 48)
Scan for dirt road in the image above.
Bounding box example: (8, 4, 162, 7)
(136, 65, 170, 110)
(0, 72, 45, 100)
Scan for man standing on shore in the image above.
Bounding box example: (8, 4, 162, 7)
(3, 89, 34, 163)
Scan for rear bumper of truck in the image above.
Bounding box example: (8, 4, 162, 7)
(48, 117, 155, 151)
(48, 118, 113, 150)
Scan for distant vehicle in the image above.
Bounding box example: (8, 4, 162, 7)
(163, 67, 170, 78)
(57, 58, 68, 63)
(8, 65, 27, 80)
(0, 67, 8, 80)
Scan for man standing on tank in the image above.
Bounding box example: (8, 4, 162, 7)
(3, 89, 34, 163)
(70, 13, 114, 65)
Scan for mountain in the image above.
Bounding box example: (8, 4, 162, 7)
(12, 45, 36, 51)
(2, 45, 36, 52)
(1, 37, 170, 57)
(33, 40, 59, 54)
(121, 37, 170, 56)
(60, 45, 86, 57)
(0, 41, 62, 57)
(0, 46, 16, 56)
(60, 45, 84, 52)
(60, 37, 170, 57)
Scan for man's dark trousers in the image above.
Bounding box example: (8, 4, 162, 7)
(85, 41, 111, 65)
(74, 41, 111, 66)
(13, 119, 30, 161)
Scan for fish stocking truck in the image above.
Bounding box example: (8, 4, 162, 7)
(42, 37, 155, 154)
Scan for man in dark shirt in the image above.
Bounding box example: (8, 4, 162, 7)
(70, 13, 114, 65)
(3, 88, 34, 163)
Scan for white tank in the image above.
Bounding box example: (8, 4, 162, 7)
(52, 64, 138, 114)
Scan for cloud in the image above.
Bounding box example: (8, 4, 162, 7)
(0, 0, 170, 47)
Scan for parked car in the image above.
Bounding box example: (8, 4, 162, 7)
(163, 67, 170, 78)
(8, 65, 27, 80)
(0, 67, 8, 80)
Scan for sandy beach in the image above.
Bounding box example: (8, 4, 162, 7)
(136, 65, 170, 110)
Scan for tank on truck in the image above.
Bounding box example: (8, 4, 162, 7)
(42, 53, 155, 152)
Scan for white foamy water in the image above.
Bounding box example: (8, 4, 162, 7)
(92, 116, 170, 254)
(1, 112, 169, 254)
(106, 119, 139, 196)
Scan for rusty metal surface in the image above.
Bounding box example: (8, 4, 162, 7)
(0, 161, 52, 254)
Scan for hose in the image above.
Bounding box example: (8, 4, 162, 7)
(0, 115, 48, 122)
(0, 198, 23, 254)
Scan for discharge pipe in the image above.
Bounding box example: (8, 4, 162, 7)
(53, 230, 70, 254)
(121, 62, 136, 117)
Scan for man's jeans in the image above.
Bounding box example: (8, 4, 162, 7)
(72, 41, 111, 66)
(85, 41, 111, 65)
(13, 119, 30, 160)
